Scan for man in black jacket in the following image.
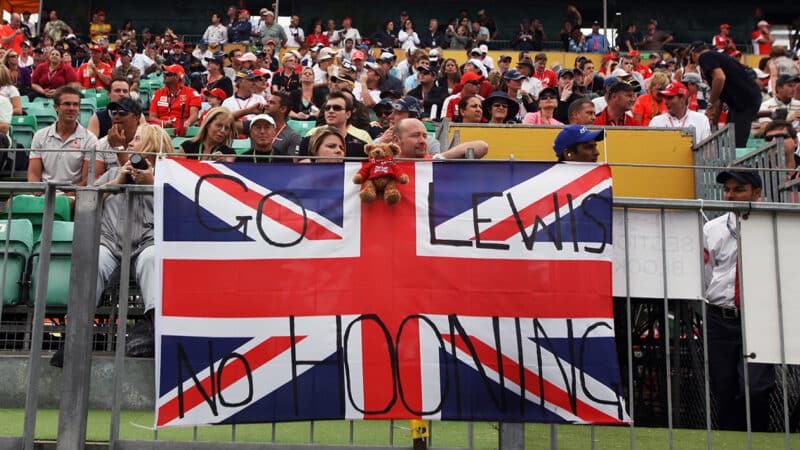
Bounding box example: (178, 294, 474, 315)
(407, 65, 448, 119)
(419, 19, 447, 49)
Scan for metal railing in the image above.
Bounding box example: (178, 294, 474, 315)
(0, 152, 800, 449)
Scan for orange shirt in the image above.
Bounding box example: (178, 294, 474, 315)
(77, 61, 113, 89)
(149, 85, 202, 123)
(0, 25, 24, 54)
(632, 93, 667, 126)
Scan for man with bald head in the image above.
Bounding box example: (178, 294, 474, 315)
(393, 118, 489, 159)
(0, 13, 26, 54)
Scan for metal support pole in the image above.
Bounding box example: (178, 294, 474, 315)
(549, 423, 557, 450)
(0, 194, 14, 327)
(623, 207, 635, 450)
(22, 185, 56, 450)
(56, 188, 103, 450)
(736, 214, 753, 450)
(770, 213, 791, 450)
(498, 423, 524, 450)
(109, 191, 133, 449)
(660, 209, 674, 450)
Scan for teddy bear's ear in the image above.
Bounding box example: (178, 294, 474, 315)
(364, 144, 374, 155)
(389, 143, 401, 156)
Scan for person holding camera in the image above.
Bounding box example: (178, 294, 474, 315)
(221, 69, 268, 121)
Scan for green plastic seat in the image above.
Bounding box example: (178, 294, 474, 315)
(9, 195, 72, 241)
(287, 119, 316, 134)
(93, 92, 109, 109)
(172, 137, 189, 153)
(31, 97, 53, 108)
(184, 126, 200, 138)
(26, 106, 58, 129)
(19, 95, 30, 108)
(29, 221, 73, 308)
(424, 121, 436, 133)
(80, 88, 97, 97)
(10, 115, 37, 149)
(0, 219, 33, 305)
(232, 139, 250, 154)
(79, 98, 97, 127)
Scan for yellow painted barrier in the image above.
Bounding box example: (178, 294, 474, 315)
(447, 124, 696, 199)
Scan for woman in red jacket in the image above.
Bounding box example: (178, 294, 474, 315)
(30, 48, 77, 98)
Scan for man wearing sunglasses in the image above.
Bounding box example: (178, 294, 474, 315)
(298, 91, 371, 158)
(222, 69, 267, 121)
(444, 72, 483, 120)
(407, 65, 447, 120)
(763, 120, 799, 177)
(148, 64, 201, 134)
(95, 97, 142, 172)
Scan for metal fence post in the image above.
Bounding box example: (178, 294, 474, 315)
(56, 187, 103, 450)
(498, 422, 524, 450)
(22, 185, 55, 450)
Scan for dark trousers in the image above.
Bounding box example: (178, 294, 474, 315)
(707, 306, 775, 431)
(727, 105, 759, 148)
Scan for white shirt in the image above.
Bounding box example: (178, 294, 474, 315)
(395, 60, 412, 81)
(192, 48, 214, 68)
(649, 109, 711, 144)
(221, 94, 266, 121)
(313, 64, 329, 85)
(0, 95, 11, 124)
(758, 97, 800, 129)
(481, 56, 495, 70)
(398, 30, 419, 51)
(17, 54, 33, 68)
(0, 85, 20, 99)
(203, 24, 228, 46)
(593, 96, 607, 115)
(284, 25, 305, 48)
(703, 212, 738, 308)
(116, 53, 155, 74)
(30, 123, 100, 184)
(521, 77, 543, 99)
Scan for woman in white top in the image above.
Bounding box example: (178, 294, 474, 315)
(17, 41, 33, 68)
(398, 20, 420, 51)
(0, 65, 22, 115)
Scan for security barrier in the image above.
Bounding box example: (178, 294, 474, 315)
(2, 152, 800, 450)
(445, 123, 697, 199)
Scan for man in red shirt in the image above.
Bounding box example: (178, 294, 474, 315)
(714, 24, 737, 55)
(0, 13, 25, 54)
(532, 52, 557, 88)
(752, 21, 774, 56)
(595, 81, 642, 126)
(148, 64, 201, 135)
(78, 46, 113, 90)
(628, 50, 651, 80)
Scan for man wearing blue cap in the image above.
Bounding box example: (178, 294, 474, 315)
(704, 169, 774, 432)
(552, 124, 604, 162)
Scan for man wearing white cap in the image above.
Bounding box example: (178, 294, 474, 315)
(313, 50, 333, 85)
(478, 44, 494, 70)
(259, 10, 287, 51)
(751, 20, 774, 56)
(237, 114, 281, 163)
(377, 52, 403, 92)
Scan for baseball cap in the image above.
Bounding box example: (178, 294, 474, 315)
(265, 40, 276, 47)
(628, 50, 641, 57)
(379, 51, 395, 62)
(262, 10, 274, 17)
(460, 72, 483, 84)
(373, 97, 394, 111)
(752, 68, 770, 80)
(557, 68, 574, 79)
(205, 55, 224, 65)
(252, 68, 271, 79)
(202, 87, 228, 101)
(720, 23, 731, 29)
(553, 125, 605, 159)
(479, 44, 488, 54)
(716, 170, 762, 189)
(163, 64, 185, 76)
(516, 60, 534, 71)
(610, 68, 631, 78)
(469, 48, 482, 56)
(776, 74, 800, 87)
(90, 45, 104, 53)
(757, 20, 770, 28)
(538, 86, 559, 98)
(592, 20, 600, 26)
(603, 76, 618, 88)
(392, 96, 422, 117)
(250, 114, 276, 127)
(352, 50, 365, 61)
(118, 49, 133, 58)
(429, 49, 440, 61)
(311, 43, 324, 52)
(608, 81, 637, 94)
(415, 65, 433, 74)
(331, 73, 355, 84)
(318, 53, 333, 62)
(503, 69, 525, 81)
(682, 72, 709, 88)
(498, 54, 512, 62)
(107, 97, 143, 116)
(659, 81, 689, 97)
(236, 52, 257, 62)
(235, 69, 256, 80)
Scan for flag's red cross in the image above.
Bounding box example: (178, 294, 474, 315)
(160, 161, 613, 422)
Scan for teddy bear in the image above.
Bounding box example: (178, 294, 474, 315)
(352, 143, 409, 205)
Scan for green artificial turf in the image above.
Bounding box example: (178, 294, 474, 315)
(0, 409, 798, 449)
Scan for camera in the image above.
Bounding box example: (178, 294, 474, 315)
(771, 108, 789, 121)
(126, 154, 149, 183)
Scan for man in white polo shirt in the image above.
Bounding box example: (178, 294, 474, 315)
(28, 85, 102, 186)
(649, 81, 711, 144)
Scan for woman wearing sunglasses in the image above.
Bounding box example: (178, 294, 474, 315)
(482, 91, 519, 124)
(522, 87, 563, 125)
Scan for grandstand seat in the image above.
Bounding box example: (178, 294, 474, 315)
(10, 115, 37, 149)
(164, 128, 175, 137)
(172, 137, 189, 153)
(31, 97, 53, 109)
(28, 221, 73, 308)
(26, 106, 58, 129)
(424, 121, 436, 133)
(80, 88, 97, 98)
(19, 95, 30, 109)
(0, 219, 33, 305)
(287, 119, 315, 135)
(79, 98, 97, 127)
(93, 92, 109, 109)
(9, 195, 72, 241)
(232, 139, 250, 154)
(184, 126, 200, 138)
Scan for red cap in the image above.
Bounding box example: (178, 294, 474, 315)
(163, 64, 185, 76)
(720, 23, 731, 29)
(460, 72, 483, 84)
(601, 54, 618, 62)
(252, 68, 271, 78)
(757, 20, 770, 28)
(95, 10, 106, 16)
(202, 88, 227, 101)
(265, 40, 276, 46)
(240, 9, 250, 14)
(90, 45, 104, 53)
(351, 50, 365, 61)
(173, 41, 184, 49)
(659, 81, 688, 97)
(628, 50, 641, 57)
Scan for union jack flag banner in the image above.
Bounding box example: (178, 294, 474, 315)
(153, 158, 629, 428)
